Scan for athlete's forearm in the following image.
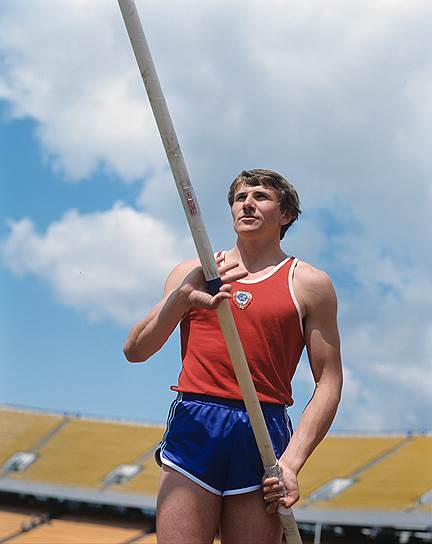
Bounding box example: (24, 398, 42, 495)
(123, 288, 189, 362)
(280, 376, 342, 475)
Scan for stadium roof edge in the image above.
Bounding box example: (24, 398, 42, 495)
(0, 477, 156, 513)
(0, 402, 165, 428)
(327, 430, 432, 437)
(0, 401, 432, 438)
(1, 477, 430, 531)
(295, 507, 432, 531)
(1, 403, 430, 436)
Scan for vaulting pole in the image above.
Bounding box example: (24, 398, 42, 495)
(117, 2, 302, 542)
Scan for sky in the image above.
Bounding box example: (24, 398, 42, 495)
(1, 0, 431, 433)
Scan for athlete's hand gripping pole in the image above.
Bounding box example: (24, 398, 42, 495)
(118, 2, 302, 542)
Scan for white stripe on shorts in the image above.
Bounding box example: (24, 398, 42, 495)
(160, 393, 183, 453)
(160, 453, 223, 496)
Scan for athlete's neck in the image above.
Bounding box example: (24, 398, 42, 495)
(227, 239, 288, 274)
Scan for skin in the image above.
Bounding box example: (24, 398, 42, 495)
(124, 183, 343, 543)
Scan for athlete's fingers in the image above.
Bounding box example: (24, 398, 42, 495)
(214, 257, 248, 284)
(215, 255, 238, 269)
(262, 474, 295, 515)
(188, 285, 234, 310)
(207, 291, 233, 309)
(218, 261, 247, 279)
(219, 262, 241, 273)
(262, 477, 280, 487)
(219, 284, 232, 293)
(263, 480, 284, 516)
(263, 486, 285, 501)
(262, 482, 283, 494)
(262, 476, 280, 486)
(220, 271, 247, 284)
(264, 492, 285, 505)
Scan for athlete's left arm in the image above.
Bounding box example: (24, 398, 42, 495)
(262, 265, 343, 512)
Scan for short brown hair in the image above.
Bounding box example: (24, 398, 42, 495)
(227, 169, 301, 239)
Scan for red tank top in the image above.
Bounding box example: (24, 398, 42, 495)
(172, 255, 305, 405)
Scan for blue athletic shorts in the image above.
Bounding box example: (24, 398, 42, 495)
(155, 393, 293, 496)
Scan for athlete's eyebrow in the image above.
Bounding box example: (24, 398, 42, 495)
(253, 190, 271, 196)
(234, 188, 273, 200)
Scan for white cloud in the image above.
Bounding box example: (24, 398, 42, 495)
(2, 205, 194, 323)
(0, 0, 165, 181)
(332, 237, 432, 431)
(0, 0, 429, 187)
(136, 167, 188, 230)
(1, 0, 431, 430)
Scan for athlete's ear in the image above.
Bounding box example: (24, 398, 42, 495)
(280, 211, 292, 226)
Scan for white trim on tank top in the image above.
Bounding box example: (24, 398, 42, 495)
(220, 251, 290, 284)
(288, 257, 304, 337)
(219, 251, 304, 337)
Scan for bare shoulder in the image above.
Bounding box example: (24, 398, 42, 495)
(294, 260, 337, 308)
(170, 258, 201, 278)
(163, 257, 201, 294)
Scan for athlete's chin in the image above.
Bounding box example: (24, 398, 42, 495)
(235, 224, 260, 235)
(234, 227, 265, 240)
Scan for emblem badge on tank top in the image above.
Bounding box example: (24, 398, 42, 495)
(233, 290, 253, 310)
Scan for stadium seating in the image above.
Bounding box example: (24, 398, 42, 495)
(1, 515, 149, 543)
(315, 436, 432, 510)
(116, 456, 161, 496)
(1, 406, 430, 542)
(298, 435, 404, 502)
(133, 534, 158, 543)
(0, 408, 62, 467)
(136, 533, 221, 543)
(0, 508, 36, 539)
(8, 417, 164, 488)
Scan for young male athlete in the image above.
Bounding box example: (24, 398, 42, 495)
(124, 169, 343, 543)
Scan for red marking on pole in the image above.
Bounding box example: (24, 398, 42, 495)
(186, 190, 198, 216)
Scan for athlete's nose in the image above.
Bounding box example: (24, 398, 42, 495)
(243, 193, 255, 207)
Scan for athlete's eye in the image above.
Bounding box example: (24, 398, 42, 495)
(235, 194, 246, 202)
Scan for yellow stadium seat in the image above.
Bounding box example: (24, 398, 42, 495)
(0, 408, 62, 467)
(9, 516, 149, 544)
(298, 435, 404, 503)
(316, 436, 432, 510)
(10, 418, 164, 488)
(116, 456, 161, 495)
(0, 509, 35, 539)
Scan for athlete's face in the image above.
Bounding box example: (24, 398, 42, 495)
(231, 183, 290, 239)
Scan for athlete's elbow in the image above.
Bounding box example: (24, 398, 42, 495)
(328, 374, 343, 409)
(123, 342, 148, 363)
(315, 370, 343, 406)
(337, 380, 343, 406)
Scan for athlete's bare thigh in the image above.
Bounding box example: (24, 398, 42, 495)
(157, 465, 222, 544)
(220, 490, 282, 544)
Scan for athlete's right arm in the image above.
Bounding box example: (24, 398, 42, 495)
(123, 256, 245, 363)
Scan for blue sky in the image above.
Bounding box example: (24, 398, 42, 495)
(1, 0, 431, 432)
